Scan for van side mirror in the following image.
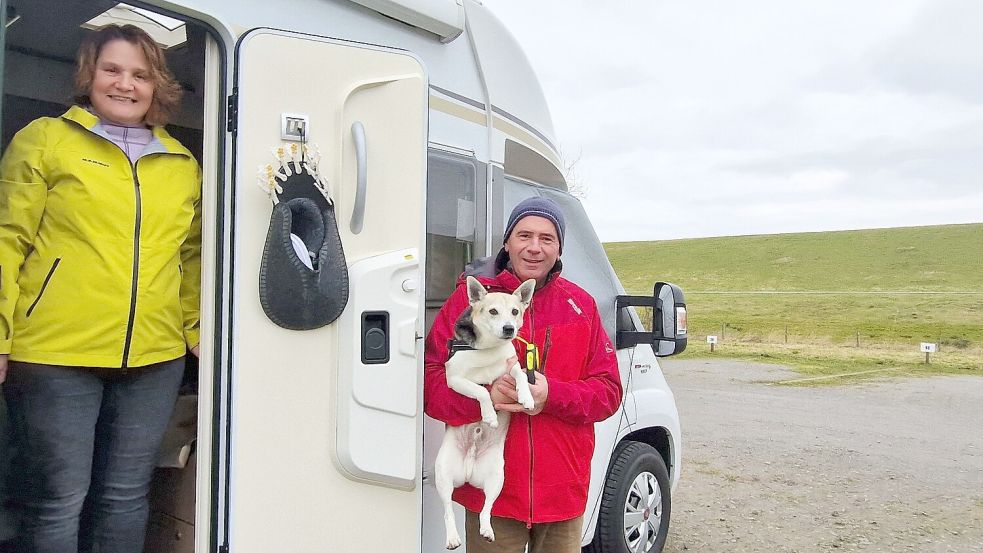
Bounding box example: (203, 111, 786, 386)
(615, 282, 687, 356)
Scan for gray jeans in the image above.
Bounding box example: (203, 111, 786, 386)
(3, 358, 184, 553)
(0, 390, 14, 544)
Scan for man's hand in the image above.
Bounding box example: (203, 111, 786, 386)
(523, 372, 548, 415)
(190, 345, 200, 359)
(0, 354, 8, 384)
(489, 357, 519, 406)
(493, 369, 548, 415)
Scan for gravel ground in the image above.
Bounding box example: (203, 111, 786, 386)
(659, 358, 983, 553)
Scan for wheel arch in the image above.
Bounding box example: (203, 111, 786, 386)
(582, 434, 673, 552)
(582, 423, 679, 548)
(621, 426, 673, 484)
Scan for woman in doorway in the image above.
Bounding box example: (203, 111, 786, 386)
(0, 24, 201, 553)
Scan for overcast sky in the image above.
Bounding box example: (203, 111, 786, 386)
(488, 0, 983, 242)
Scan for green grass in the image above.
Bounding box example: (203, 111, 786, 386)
(607, 223, 983, 293)
(605, 223, 983, 383)
(674, 342, 982, 386)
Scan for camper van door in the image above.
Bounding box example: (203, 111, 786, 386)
(226, 29, 428, 552)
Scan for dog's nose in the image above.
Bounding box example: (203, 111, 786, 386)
(502, 324, 515, 338)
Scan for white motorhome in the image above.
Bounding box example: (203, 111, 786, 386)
(0, 1, 687, 552)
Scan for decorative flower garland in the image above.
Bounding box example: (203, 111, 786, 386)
(256, 143, 333, 206)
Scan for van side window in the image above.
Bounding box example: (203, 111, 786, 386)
(425, 150, 486, 329)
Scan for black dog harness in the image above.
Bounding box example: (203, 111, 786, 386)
(446, 339, 477, 359)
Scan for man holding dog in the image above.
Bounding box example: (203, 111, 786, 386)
(425, 196, 622, 552)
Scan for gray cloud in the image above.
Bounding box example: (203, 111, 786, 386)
(490, 0, 983, 241)
(867, 0, 983, 103)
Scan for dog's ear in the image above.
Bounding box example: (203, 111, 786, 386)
(453, 306, 476, 344)
(466, 276, 486, 304)
(514, 279, 536, 307)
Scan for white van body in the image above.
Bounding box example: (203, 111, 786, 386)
(0, 0, 682, 551)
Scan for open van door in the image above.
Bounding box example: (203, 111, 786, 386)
(226, 29, 427, 552)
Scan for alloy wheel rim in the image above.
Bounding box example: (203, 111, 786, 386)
(622, 471, 662, 553)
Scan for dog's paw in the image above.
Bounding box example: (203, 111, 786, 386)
(445, 529, 462, 550)
(518, 392, 535, 410)
(479, 524, 495, 542)
(482, 410, 499, 427)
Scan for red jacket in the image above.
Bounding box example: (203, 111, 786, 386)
(424, 256, 622, 524)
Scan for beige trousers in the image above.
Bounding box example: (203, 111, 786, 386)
(464, 512, 584, 553)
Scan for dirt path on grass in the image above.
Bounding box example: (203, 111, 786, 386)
(659, 358, 983, 553)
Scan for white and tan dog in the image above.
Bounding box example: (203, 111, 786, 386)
(435, 276, 537, 549)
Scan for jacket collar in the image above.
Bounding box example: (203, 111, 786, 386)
(61, 105, 188, 158)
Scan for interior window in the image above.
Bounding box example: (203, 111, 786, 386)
(424, 150, 486, 329)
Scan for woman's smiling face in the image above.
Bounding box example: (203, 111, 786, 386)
(88, 39, 154, 126)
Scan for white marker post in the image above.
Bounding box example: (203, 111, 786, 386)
(707, 335, 718, 353)
(920, 342, 937, 364)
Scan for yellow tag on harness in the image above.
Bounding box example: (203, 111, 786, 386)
(525, 342, 539, 372)
(514, 336, 539, 383)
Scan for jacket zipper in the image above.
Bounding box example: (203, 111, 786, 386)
(526, 299, 536, 528)
(527, 415, 534, 529)
(25, 258, 61, 317)
(62, 117, 180, 369)
(120, 162, 142, 369)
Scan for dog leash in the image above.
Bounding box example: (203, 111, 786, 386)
(513, 336, 539, 384)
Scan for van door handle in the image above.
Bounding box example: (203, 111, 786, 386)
(350, 121, 367, 234)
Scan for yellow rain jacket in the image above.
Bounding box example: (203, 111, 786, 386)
(0, 106, 201, 368)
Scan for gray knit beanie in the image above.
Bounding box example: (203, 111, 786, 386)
(503, 197, 565, 254)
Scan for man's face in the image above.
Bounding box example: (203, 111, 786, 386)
(504, 215, 560, 286)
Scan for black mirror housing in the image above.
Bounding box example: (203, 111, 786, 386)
(615, 282, 687, 356)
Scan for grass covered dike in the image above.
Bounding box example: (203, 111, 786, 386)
(605, 223, 983, 385)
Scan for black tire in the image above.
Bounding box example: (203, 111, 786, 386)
(584, 441, 671, 553)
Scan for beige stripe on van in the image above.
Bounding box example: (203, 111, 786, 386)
(429, 93, 563, 172)
(430, 95, 487, 126)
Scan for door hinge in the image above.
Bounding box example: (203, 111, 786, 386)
(226, 90, 239, 133)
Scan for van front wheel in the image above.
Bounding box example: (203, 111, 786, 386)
(585, 441, 671, 553)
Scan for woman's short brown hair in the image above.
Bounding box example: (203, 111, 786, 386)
(74, 24, 183, 127)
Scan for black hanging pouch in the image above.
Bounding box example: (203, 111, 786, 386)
(259, 165, 349, 329)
